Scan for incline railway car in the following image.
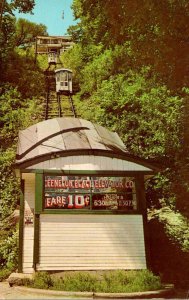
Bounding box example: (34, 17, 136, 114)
(55, 68, 72, 94)
(48, 51, 58, 64)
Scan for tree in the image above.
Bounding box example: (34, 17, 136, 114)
(0, 3, 46, 98)
(76, 66, 182, 160)
(0, 0, 35, 40)
(70, 0, 189, 90)
(0, 1, 48, 272)
(15, 18, 47, 47)
(0, 0, 35, 78)
(0, 0, 35, 22)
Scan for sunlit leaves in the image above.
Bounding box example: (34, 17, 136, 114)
(70, 0, 189, 89)
(149, 206, 189, 252)
(15, 18, 47, 47)
(78, 70, 182, 159)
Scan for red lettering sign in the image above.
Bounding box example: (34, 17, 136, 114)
(44, 176, 136, 211)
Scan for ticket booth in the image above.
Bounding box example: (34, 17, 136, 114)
(15, 117, 157, 274)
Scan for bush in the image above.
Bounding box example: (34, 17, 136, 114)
(0, 228, 18, 270)
(29, 272, 53, 289)
(0, 268, 11, 282)
(52, 272, 98, 292)
(23, 270, 162, 293)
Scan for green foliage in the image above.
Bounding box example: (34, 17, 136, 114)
(0, 0, 35, 75)
(24, 270, 162, 293)
(31, 272, 53, 289)
(146, 170, 176, 211)
(0, 15, 16, 71)
(37, 54, 48, 71)
(0, 148, 20, 219)
(0, 50, 44, 272)
(0, 84, 43, 270)
(15, 18, 47, 47)
(0, 0, 35, 29)
(5, 0, 35, 14)
(0, 86, 43, 147)
(100, 270, 161, 293)
(0, 268, 12, 282)
(0, 0, 46, 273)
(60, 44, 84, 85)
(149, 217, 189, 287)
(80, 48, 114, 94)
(77, 70, 182, 159)
(52, 272, 98, 292)
(0, 0, 45, 272)
(0, 2, 46, 96)
(2, 49, 45, 98)
(0, 147, 21, 272)
(0, 228, 18, 270)
(0, 87, 25, 145)
(149, 206, 189, 252)
(71, 0, 189, 89)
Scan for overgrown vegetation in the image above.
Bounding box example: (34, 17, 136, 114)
(0, 86, 44, 273)
(0, 268, 12, 282)
(0, 0, 45, 274)
(23, 270, 162, 293)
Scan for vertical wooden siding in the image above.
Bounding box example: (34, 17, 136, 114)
(37, 215, 146, 271)
(22, 173, 35, 273)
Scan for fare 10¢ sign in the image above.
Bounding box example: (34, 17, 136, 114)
(44, 175, 136, 210)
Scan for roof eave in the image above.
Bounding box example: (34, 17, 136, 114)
(14, 148, 160, 173)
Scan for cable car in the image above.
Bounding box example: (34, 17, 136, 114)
(48, 51, 58, 64)
(55, 68, 72, 94)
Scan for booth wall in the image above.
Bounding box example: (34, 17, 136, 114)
(22, 173, 35, 273)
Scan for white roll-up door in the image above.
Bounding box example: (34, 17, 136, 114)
(37, 214, 146, 271)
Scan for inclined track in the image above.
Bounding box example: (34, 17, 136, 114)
(44, 69, 76, 120)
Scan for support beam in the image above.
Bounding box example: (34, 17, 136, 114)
(136, 174, 151, 269)
(18, 179, 25, 273)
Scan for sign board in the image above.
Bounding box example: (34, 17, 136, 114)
(24, 208, 34, 226)
(44, 175, 137, 211)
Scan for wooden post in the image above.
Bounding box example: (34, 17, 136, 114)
(35, 171, 43, 213)
(33, 171, 43, 270)
(18, 179, 24, 273)
(33, 214, 40, 271)
(136, 174, 151, 269)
